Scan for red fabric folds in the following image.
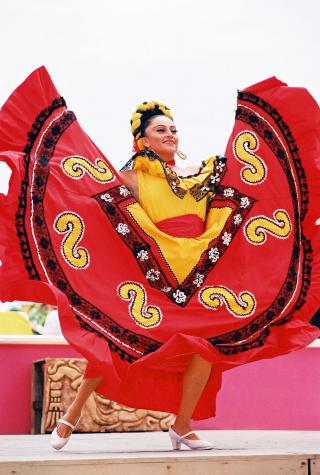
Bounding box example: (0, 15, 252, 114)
(0, 68, 319, 420)
(155, 214, 204, 238)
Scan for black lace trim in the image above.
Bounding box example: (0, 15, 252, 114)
(237, 90, 309, 221)
(95, 183, 254, 307)
(77, 318, 160, 363)
(176, 160, 208, 179)
(237, 98, 312, 329)
(207, 91, 312, 354)
(16, 97, 66, 281)
(28, 111, 161, 360)
(130, 150, 227, 201)
(214, 328, 270, 355)
(15, 101, 161, 361)
(271, 234, 313, 326)
(15, 91, 313, 360)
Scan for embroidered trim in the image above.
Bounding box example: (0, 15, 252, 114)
(215, 328, 270, 355)
(95, 183, 254, 307)
(237, 91, 309, 220)
(15, 96, 66, 281)
(15, 90, 313, 360)
(17, 103, 161, 360)
(130, 150, 227, 201)
(207, 92, 312, 353)
(73, 306, 144, 357)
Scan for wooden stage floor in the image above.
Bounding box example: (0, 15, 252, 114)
(1, 430, 320, 474)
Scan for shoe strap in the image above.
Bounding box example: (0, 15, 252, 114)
(57, 418, 77, 430)
(179, 430, 196, 440)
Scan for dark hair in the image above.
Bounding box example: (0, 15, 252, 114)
(140, 109, 165, 137)
(130, 101, 173, 150)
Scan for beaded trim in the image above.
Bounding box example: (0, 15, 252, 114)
(128, 150, 227, 201)
(14, 91, 313, 359)
(95, 183, 254, 307)
(15, 97, 66, 281)
(16, 100, 161, 361)
(207, 91, 312, 354)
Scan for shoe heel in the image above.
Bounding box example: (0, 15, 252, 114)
(170, 438, 181, 450)
(168, 427, 181, 450)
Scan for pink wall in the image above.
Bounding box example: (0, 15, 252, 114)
(196, 346, 320, 431)
(1, 343, 320, 434)
(0, 343, 81, 434)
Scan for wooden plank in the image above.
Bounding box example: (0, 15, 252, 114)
(0, 431, 318, 475)
(312, 457, 320, 475)
(0, 457, 310, 475)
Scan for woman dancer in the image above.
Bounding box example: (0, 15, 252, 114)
(0, 68, 319, 451)
(52, 105, 217, 450)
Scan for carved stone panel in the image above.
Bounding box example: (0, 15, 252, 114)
(32, 358, 175, 434)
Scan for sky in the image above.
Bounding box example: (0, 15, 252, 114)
(0, 0, 319, 193)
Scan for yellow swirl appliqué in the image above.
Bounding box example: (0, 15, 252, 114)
(61, 155, 114, 182)
(245, 209, 292, 245)
(233, 131, 267, 184)
(199, 286, 256, 317)
(118, 282, 162, 328)
(54, 212, 89, 269)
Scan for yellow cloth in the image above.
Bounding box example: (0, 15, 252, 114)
(0, 311, 32, 334)
(127, 156, 233, 284)
(134, 155, 219, 221)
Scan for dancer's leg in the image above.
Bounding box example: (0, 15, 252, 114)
(172, 354, 212, 440)
(56, 355, 211, 439)
(56, 375, 103, 437)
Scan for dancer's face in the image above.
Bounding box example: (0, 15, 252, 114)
(142, 115, 179, 161)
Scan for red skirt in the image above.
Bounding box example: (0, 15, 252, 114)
(0, 67, 319, 420)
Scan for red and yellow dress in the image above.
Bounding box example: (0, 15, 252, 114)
(0, 67, 319, 420)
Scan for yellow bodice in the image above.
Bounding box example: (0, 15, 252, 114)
(133, 155, 218, 223)
(126, 153, 231, 284)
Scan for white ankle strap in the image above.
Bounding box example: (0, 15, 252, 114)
(57, 419, 76, 430)
(179, 430, 196, 440)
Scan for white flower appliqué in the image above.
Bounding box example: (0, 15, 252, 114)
(240, 197, 250, 208)
(223, 187, 234, 198)
(146, 268, 160, 281)
(210, 173, 220, 185)
(208, 247, 220, 263)
(101, 193, 113, 202)
(234, 214, 242, 225)
(216, 161, 226, 172)
(193, 273, 204, 288)
(222, 232, 232, 246)
(116, 223, 130, 235)
(119, 185, 130, 197)
(137, 250, 149, 261)
(173, 289, 187, 303)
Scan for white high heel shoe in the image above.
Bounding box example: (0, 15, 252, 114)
(51, 416, 80, 450)
(168, 426, 214, 450)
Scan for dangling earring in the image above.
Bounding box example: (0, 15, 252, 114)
(176, 150, 187, 160)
